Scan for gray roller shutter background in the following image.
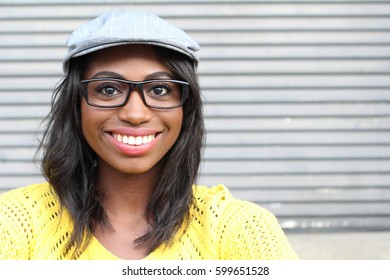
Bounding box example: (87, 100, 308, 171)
(1, 0, 389, 234)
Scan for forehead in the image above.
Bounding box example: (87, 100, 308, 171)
(84, 44, 173, 79)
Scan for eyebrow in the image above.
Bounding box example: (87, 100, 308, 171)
(145, 71, 173, 80)
(92, 71, 124, 79)
(91, 71, 174, 81)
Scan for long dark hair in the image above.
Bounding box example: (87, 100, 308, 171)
(40, 46, 205, 258)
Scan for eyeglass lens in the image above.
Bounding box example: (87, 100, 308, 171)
(83, 79, 188, 109)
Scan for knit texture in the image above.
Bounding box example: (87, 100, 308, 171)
(0, 183, 298, 260)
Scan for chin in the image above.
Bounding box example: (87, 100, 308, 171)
(113, 159, 163, 176)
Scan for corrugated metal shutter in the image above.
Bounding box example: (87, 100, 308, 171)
(1, 0, 389, 232)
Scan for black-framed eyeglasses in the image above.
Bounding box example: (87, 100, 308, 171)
(80, 78, 190, 109)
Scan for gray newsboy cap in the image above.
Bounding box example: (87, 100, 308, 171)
(63, 11, 200, 73)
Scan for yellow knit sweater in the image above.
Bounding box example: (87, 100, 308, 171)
(0, 183, 297, 260)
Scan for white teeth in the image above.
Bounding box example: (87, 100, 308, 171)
(113, 133, 156, 146)
(135, 136, 142, 145)
(128, 136, 135, 145)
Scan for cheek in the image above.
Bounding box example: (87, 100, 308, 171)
(80, 100, 103, 147)
(166, 109, 184, 141)
(81, 101, 92, 134)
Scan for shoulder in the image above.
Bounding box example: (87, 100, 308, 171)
(0, 182, 60, 232)
(193, 184, 233, 204)
(192, 184, 272, 220)
(0, 182, 57, 211)
(192, 185, 298, 260)
(0, 182, 62, 259)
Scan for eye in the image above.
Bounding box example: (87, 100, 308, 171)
(90, 81, 123, 97)
(95, 82, 123, 96)
(102, 87, 116, 96)
(147, 82, 173, 97)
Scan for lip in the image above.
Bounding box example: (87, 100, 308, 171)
(106, 128, 162, 156)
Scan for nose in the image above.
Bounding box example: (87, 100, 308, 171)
(117, 88, 152, 125)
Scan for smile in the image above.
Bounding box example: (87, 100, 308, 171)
(112, 133, 156, 146)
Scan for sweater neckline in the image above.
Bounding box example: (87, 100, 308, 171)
(87, 235, 157, 260)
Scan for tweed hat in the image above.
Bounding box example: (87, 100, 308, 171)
(63, 11, 200, 72)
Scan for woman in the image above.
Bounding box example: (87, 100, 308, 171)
(0, 11, 297, 260)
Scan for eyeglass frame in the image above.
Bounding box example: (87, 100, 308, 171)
(80, 77, 190, 109)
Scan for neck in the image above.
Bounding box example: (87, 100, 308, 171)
(95, 159, 161, 219)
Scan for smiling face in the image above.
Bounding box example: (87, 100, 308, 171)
(81, 45, 184, 175)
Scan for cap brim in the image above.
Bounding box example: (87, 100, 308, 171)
(63, 40, 199, 73)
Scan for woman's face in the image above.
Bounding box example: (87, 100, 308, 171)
(81, 45, 183, 175)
